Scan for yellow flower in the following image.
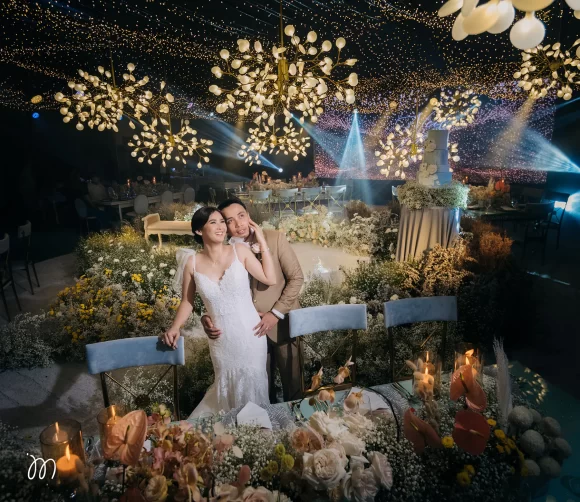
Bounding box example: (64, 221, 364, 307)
(496, 445, 505, 454)
(494, 429, 506, 440)
(464, 465, 475, 476)
(456, 471, 471, 487)
(442, 436, 455, 448)
(507, 439, 516, 449)
(281, 454, 294, 471)
(266, 460, 279, 475)
(259, 467, 273, 482)
(486, 418, 497, 427)
(274, 444, 286, 459)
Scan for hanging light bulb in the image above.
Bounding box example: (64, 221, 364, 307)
(452, 13, 469, 40)
(510, 12, 546, 50)
(488, 0, 516, 34)
(438, 0, 464, 17)
(463, 0, 500, 35)
(512, 0, 554, 11)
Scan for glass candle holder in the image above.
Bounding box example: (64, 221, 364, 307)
(413, 350, 441, 400)
(97, 404, 126, 457)
(454, 343, 483, 385)
(40, 419, 85, 466)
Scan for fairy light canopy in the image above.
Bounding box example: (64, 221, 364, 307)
(1, 0, 577, 116)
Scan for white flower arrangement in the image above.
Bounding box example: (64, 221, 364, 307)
(398, 180, 469, 210)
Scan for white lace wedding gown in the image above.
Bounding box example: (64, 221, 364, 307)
(186, 245, 269, 418)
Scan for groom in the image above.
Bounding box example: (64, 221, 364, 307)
(201, 197, 304, 403)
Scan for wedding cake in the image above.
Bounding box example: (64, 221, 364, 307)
(417, 129, 453, 188)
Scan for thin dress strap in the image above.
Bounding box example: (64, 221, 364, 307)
(231, 243, 239, 262)
(191, 252, 196, 272)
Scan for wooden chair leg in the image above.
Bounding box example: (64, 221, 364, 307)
(388, 327, 395, 382)
(31, 261, 40, 287)
(100, 373, 111, 408)
(158, 233, 162, 247)
(24, 263, 34, 295)
(173, 365, 180, 420)
(0, 288, 10, 322)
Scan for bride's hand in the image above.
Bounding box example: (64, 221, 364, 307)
(249, 219, 266, 245)
(161, 325, 180, 350)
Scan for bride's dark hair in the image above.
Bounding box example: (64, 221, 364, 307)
(191, 206, 221, 245)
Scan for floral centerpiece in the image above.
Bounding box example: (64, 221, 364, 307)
(398, 181, 469, 211)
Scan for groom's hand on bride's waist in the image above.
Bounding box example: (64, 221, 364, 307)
(201, 315, 222, 339)
(254, 312, 278, 338)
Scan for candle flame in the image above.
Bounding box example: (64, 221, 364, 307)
(465, 349, 474, 357)
(65, 445, 71, 461)
(426, 351, 429, 362)
(112, 406, 116, 419)
(55, 422, 60, 433)
(424, 367, 428, 375)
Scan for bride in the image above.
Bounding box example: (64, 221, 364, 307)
(161, 206, 276, 418)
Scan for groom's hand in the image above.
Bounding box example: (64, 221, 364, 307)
(254, 312, 278, 338)
(201, 315, 222, 339)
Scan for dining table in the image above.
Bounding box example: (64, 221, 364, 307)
(98, 192, 184, 221)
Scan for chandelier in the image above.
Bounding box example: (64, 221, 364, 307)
(54, 58, 213, 168)
(432, 89, 481, 128)
(209, 3, 358, 165)
(438, 0, 580, 51)
(375, 125, 425, 179)
(515, 40, 580, 101)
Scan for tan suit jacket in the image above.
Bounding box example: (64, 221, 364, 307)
(247, 229, 304, 344)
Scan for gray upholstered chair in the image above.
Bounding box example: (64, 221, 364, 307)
(160, 190, 174, 206)
(384, 296, 457, 382)
(86, 336, 186, 419)
(183, 187, 196, 204)
(276, 188, 299, 218)
(299, 187, 322, 214)
(289, 304, 368, 397)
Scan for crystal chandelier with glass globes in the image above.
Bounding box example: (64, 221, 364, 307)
(515, 40, 580, 101)
(439, 0, 580, 51)
(208, 3, 358, 165)
(54, 61, 213, 168)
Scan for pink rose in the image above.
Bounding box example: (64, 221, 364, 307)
(342, 464, 379, 502)
(302, 449, 346, 490)
(241, 486, 274, 502)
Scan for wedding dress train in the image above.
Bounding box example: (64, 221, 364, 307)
(185, 245, 269, 418)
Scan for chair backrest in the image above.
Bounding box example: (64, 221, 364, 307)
(180, 184, 192, 193)
(277, 188, 299, 199)
(74, 198, 88, 218)
(17, 221, 32, 239)
(133, 194, 149, 214)
(161, 190, 174, 205)
(249, 190, 271, 200)
(0, 233, 9, 255)
(301, 187, 322, 199)
(86, 336, 185, 374)
(542, 191, 570, 224)
(86, 336, 185, 418)
(525, 201, 554, 220)
(289, 304, 367, 339)
(392, 185, 398, 197)
(384, 296, 457, 328)
(327, 185, 347, 195)
(183, 187, 196, 203)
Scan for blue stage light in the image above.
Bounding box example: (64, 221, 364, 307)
(32, 112, 39, 119)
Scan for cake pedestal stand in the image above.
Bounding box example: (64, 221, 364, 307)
(395, 205, 460, 262)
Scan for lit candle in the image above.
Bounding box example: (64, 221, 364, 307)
(454, 346, 483, 385)
(412, 351, 440, 400)
(298, 172, 302, 180)
(127, 178, 131, 188)
(152, 176, 156, 185)
(56, 445, 80, 482)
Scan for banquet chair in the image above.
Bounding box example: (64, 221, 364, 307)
(183, 187, 196, 204)
(107, 186, 119, 200)
(289, 304, 368, 398)
(326, 185, 347, 211)
(391, 185, 399, 202)
(160, 190, 174, 206)
(276, 188, 299, 218)
(13, 221, 40, 295)
(299, 187, 322, 214)
(0, 234, 22, 322)
(180, 184, 192, 194)
(86, 336, 185, 419)
(522, 201, 555, 265)
(74, 198, 99, 234)
(384, 296, 457, 382)
(126, 195, 149, 231)
(249, 190, 272, 214)
(541, 191, 570, 249)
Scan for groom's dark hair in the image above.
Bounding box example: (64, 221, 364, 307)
(218, 196, 247, 212)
